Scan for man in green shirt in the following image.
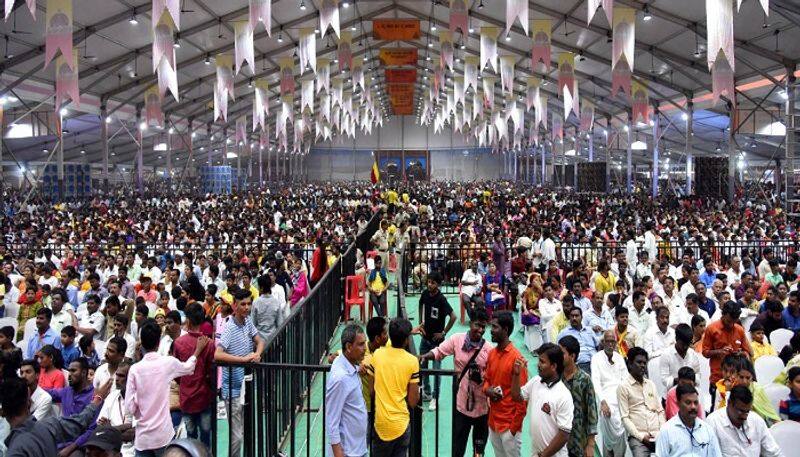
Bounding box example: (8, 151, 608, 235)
(558, 335, 598, 457)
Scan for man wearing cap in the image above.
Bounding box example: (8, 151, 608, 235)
(82, 426, 124, 457)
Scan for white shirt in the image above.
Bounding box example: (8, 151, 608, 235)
(659, 292, 687, 325)
(725, 268, 743, 287)
(460, 269, 482, 298)
(591, 351, 628, 406)
(50, 309, 73, 334)
(679, 281, 697, 299)
(659, 346, 702, 394)
(541, 238, 557, 263)
(93, 363, 119, 393)
(538, 297, 562, 329)
(625, 240, 638, 267)
(98, 389, 135, 457)
(644, 231, 657, 261)
(627, 306, 652, 335)
(519, 376, 573, 457)
(705, 407, 783, 457)
(642, 326, 675, 359)
(30, 386, 54, 421)
(78, 310, 106, 340)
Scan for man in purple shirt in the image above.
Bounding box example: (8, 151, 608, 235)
(46, 357, 96, 456)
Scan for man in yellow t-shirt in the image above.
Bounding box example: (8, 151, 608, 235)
(368, 318, 420, 455)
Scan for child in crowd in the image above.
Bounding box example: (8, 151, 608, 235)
(59, 325, 80, 366)
(780, 366, 800, 421)
(36, 344, 65, 389)
(749, 321, 777, 360)
(0, 326, 16, 353)
(78, 333, 100, 368)
(734, 358, 781, 426)
(665, 367, 705, 420)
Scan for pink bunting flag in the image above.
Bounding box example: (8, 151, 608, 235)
(153, 0, 180, 31)
(631, 81, 650, 124)
(440, 31, 454, 72)
(301, 79, 314, 113)
(298, 27, 316, 73)
(351, 61, 364, 93)
(711, 53, 735, 107)
(144, 86, 163, 128)
(449, 0, 468, 35)
(216, 54, 235, 101)
(235, 116, 247, 144)
(44, 0, 74, 70)
(433, 67, 443, 95)
(234, 21, 255, 75)
(611, 61, 631, 97)
(153, 12, 179, 101)
(500, 55, 515, 96)
(551, 113, 563, 141)
(337, 32, 352, 73)
(249, 0, 271, 34)
(320, 0, 340, 38)
(579, 102, 594, 133)
(526, 77, 539, 112)
(214, 83, 228, 122)
(557, 52, 575, 97)
(259, 130, 269, 149)
(505, 0, 528, 37)
(480, 27, 499, 72)
(279, 56, 295, 96)
(5, 0, 36, 20)
(530, 19, 551, 74)
(54, 49, 79, 111)
(483, 76, 496, 110)
(587, 0, 613, 25)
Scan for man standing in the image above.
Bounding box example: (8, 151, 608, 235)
(27, 308, 61, 359)
(367, 256, 389, 318)
(214, 289, 264, 457)
(557, 307, 598, 374)
(251, 275, 283, 342)
(173, 303, 216, 447)
(370, 318, 420, 457)
(325, 324, 368, 457)
(655, 384, 721, 456)
(590, 331, 628, 457)
(617, 347, 665, 457)
(702, 301, 752, 391)
(706, 385, 783, 457)
(420, 306, 491, 457)
(558, 336, 597, 457)
(510, 343, 572, 457)
(45, 358, 98, 456)
(97, 362, 136, 457)
(416, 272, 455, 411)
(125, 322, 209, 456)
(483, 311, 527, 457)
(20, 359, 54, 421)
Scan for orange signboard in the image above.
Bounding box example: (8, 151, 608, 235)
(372, 19, 421, 40)
(385, 68, 417, 84)
(388, 82, 415, 115)
(378, 48, 418, 66)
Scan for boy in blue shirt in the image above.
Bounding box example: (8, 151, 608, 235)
(60, 325, 80, 366)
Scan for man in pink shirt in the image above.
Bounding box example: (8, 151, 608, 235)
(419, 306, 491, 457)
(125, 321, 209, 456)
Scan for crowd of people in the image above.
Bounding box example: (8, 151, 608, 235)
(1, 179, 799, 457)
(323, 181, 800, 457)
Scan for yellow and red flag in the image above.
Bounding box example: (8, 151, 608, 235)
(370, 158, 380, 184)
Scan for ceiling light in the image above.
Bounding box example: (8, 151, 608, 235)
(642, 5, 652, 21)
(351, 25, 357, 31)
(204, 55, 211, 65)
(173, 39, 181, 49)
(59, 107, 68, 116)
(342, 0, 349, 7)
(300, 0, 306, 10)
(105, 116, 112, 123)
(139, 122, 147, 131)
(460, 43, 465, 49)
(478, 0, 483, 8)
(278, 32, 284, 43)
(428, 42, 433, 47)
(468, 27, 474, 33)
(631, 140, 647, 150)
(505, 35, 511, 41)
(168, 127, 175, 134)
(129, 14, 138, 25)
(431, 24, 437, 31)
(80, 150, 85, 154)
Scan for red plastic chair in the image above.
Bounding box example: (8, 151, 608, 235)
(344, 275, 366, 322)
(388, 253, 397, 272)
(366, 250, 379, 260)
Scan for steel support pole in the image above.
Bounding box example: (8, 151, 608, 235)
(541, 144, 546, 185)
(166, 128, 172, 181)
(686, 101, 694, 195)
(100, 105, 109, 192)
(786, 71, 796, 205)
(652, 107, 660, 198)
(57, 114, 65, 200)
(626, 119, 633, 194)
(728, 101, 736, 203)
(589, 134, 594, 162)
(136, 113, 144, 196)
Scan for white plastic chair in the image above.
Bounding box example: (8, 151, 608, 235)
(4, 302, 19, 319)
(648, 358, 667, 399)
(763, 383, 790, 414)
(770, 420, 800, 457)
(770, 328, 794, 353)
(698, 356, 711, 411)
(755, 356, 785, 384)
(21, 318, 36, 343)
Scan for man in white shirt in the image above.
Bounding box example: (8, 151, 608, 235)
(511, 343, 573, 457)
(49, 289, 73, 334)
(157, 311, 184, 356)
(20, 359, 54, 421)
(590, 331, 629, 457)
(659, 277, 687, 328)
(98, 361, 136, 457)
(643, 223, 658, 262)
(538, 284, 563, 344)
(94, 336, 127, 394)
(706, 385, 783, 457)
(541, 229, 557, 264)
(75, 294, 106, 341)
(726, 256, 744, 289)
(627, 291, 652, 336)
(141, 258, 162, 286)
(108, 315, 136, 360)
(460, 259, 483, 309)
(642, 307, 675, 360)
(659, 324, 701, 395)
(625, 231, 639, 269)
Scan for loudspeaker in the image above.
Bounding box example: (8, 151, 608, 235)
(577, 162, 608, 192)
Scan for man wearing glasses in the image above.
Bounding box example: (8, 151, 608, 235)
(706, 385, 783, 457)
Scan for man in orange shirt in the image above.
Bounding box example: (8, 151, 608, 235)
(483, 310, 527, 457)
(702, 301, 752, 393)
